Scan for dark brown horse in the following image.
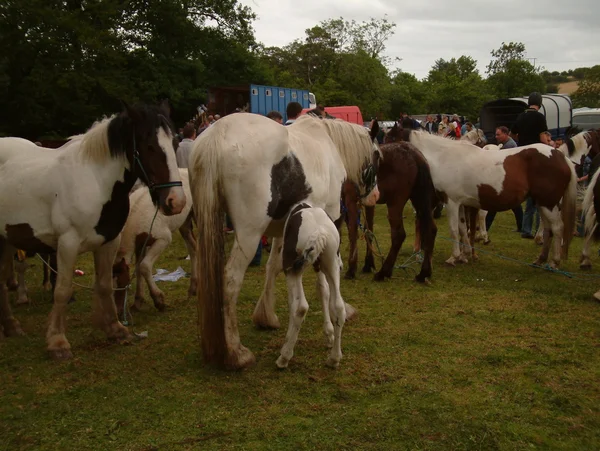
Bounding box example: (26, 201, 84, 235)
(338, 182, 375, 279)
(373, 137, 438, 282)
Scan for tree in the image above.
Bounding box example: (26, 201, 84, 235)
(423, 56, 491, 119)
(572, 65, 600, 108)
(485, 42, 546, 99)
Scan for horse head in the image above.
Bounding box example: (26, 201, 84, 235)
(384, 122, 411, 144)
(116, 101, 186, 216)
(564, 129, 600, 164)
(360, 120, 382, 206)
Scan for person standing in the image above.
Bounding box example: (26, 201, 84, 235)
(285, 102, 303, 125)
(511, 92, 549, 239)
(485, 126, 522, 233)
(176, 123, 196, 169)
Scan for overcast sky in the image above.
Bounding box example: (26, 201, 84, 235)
(239, 0, 600, 79)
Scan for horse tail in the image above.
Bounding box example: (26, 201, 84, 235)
(583, 169, 600, 240)
(293, 227, 329, 272)
(561, 158, 578, 259)
(189, 134, 227, 365)
(411, 152, 438, 282)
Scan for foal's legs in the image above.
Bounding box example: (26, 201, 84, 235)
(362, 205, 376, 273)
(137, 237, 171, 312)
(253, 236, 283, 329)
(91, 238, 132, 341)
(374, 198, 408, 281)
(276, 271, 310, 369)
(316, 271, 334, 347)
(0, 243, 24, 338)
(343, 191, 360, 280)
(321, 250, 346, 368)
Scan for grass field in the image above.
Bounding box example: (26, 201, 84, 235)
(1, 206, 600, 451)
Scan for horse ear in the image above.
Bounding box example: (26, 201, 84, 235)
(370, 119, 380, 141)
(121, 100, 141, 123)
(159, 99, 171, 118)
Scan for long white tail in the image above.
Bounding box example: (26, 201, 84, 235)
(583, 170, 600, 239)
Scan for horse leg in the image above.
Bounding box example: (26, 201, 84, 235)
(0, 242, 24, 337)
(466, 207, 479, 261)
(534, 222, 545, 245)
(445, 200, 463, 266)
(316, 271, 334, 348)
(362, 205, 376, 273)
(580, 230, 593, 270)
(374, 200, 407, 281)
(478, 210, 490, 245)
(133, 254, 145, 311)
(179, 215, 198, 296)
(344, 195, 359, 279)
(276, 271, 309, 369)
(91, 238, 132, 342)
(252, 236, 283, 329)
(413, 218, 421, 253)
(322, 251, 345, 369)
(413, 200, 437, 284)
(223, 233, 264, 368)
(42, 253, 52, 291)
(539, 206, 563, 268)
(46, 235, 78, 359)
(533, 207, 556, 267)
(15, 258, 30, 305)
(138, 237, 171, 312)
(457, 206, 470, 263)
(6, 255, 18, 291)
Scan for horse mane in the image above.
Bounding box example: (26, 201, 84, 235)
(293, 115, 376, 185)
(409, 130, 480, 155)
(78, 116, 119, 163)
(565, 130, 593, 160)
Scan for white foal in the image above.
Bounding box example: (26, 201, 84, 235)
(277, 203, 346, 369)
(114, 168, 196, 314)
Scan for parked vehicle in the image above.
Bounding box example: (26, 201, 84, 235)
(573, 108, 600, 131)
(480, 94, 572, 144)
(207, 84, 315, 122)
(301, 106, 364, 125)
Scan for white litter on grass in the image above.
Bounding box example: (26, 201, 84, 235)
(152, 267, 187, 282)
(135, 331, 148, 339)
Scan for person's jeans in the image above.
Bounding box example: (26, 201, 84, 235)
(521, 197, 539, 236)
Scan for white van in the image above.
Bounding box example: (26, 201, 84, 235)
(573, 108, 600, 131)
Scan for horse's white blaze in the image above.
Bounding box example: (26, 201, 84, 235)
(158, 128, 185, 214)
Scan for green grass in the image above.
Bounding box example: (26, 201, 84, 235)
(1, 206, 600, 451)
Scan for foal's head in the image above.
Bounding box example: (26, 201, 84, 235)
(360, 120, 383, 206)
(109, 101, 186, 216)
(384, 122, 411, 144)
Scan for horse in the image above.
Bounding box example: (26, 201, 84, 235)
(338, 181, 376, 279)
(113, 168, 196, 315)
(277, 202, 345, 369)
(461, 128, 487, 147)
(0, 103, 186, 359)
(564, 129, 600, 270)
(372, 139, 438, 283)
(406, 129, 578, 268)
(189, 113, 381, 369)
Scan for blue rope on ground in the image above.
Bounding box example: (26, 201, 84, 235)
(438, 236, 600, 281)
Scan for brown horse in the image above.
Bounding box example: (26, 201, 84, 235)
(338, 182, 375, 279)
(373, 138, 438, 282)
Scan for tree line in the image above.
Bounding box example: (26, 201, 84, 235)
(1, 1, 598, 139)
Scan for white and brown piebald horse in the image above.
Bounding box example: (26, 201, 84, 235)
(113, 168, 196, 315)
(407, 130, 578, 268)
(189, 113, 381, 370)
(0, 103, 185, 359)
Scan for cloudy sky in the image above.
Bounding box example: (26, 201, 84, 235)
(239, 0, 600, 79)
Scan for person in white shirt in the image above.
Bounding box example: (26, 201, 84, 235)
(176, 123, 196, 168)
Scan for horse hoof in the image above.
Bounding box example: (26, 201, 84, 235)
(16, 297, 30, 305)
(361, 266, 374, 274)
(373, 272, 387, 281)
(344, 302, 358, 321)
(414, 276, 430, 285)
(224, 345, 256, 370)
(276, 355, 289, 369)
(48, 348, 73, 361)
(3, 322, 25, 337)
(344, 272, 356, 280)
(483, 239, 491, 245)
(580, 263, 592, 270)
(593, 292, 600, 302)
(325, 357, 341, 369)
(444, 258, 456, 267)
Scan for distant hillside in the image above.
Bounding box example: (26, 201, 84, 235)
(558, 80, 579, 95)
